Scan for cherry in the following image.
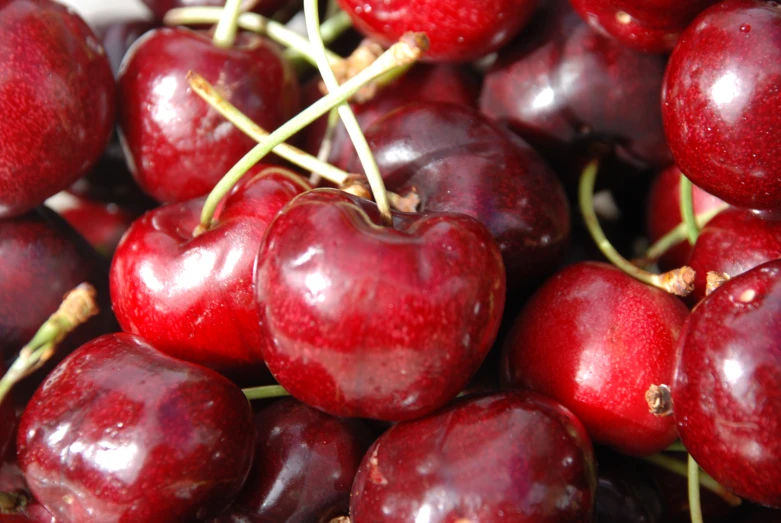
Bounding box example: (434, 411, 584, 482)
(594, 450, 663, 523)
(570, 0, 719, 53)
(17, 333, 255, 522)
(662, 0, 781, 211)
(255, 189, 506, 421)
(117, 26, 299, 203)
(502, 261, 689, 456)
(0, 440, 59, 522)
(110, 166, 308, 382)
(0, 0, 115, 219)
(141, 0, 292, 20)
(336, 0, 539, 62)
(687, 208, 781, 303)
(672, 259, 781, 507)
(0, 362, 13, 461)
(350, 390, 596, 521)
(215, 397, 372, 522)
(349, 102, 570, 290)
(96, 18, 157, 77)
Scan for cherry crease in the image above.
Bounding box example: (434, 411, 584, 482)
(110, 166, 308, 382)
(255, 189, 506, 421)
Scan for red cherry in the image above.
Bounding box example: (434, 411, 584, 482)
(0, 361, 13, 461)
(662, 0, 781, 211)
(255, 189, 506, 421)
(110, 166, 308, 381)
(350, 391, 597, 522)
(17, 333, 255, 522)
(117, 26, 299, 203)
(336, 0, 540, 62)
(502, 262, 689, 456)
(672, 259, 781, 507)
(0, 0, 115, 219)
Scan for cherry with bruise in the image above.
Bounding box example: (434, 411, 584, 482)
(672, 259, 781, 507)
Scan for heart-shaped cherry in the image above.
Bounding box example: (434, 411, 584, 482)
(110, 166, 308, 381)
(17, 333, 256, 522)
(502, 261, 689, 456)
(350, 390, 597, 522)
(0, 0, 115, 219)
(662, 0, 781, 211)
(672, 259, 781, 507)
(255, 189, 506, 421)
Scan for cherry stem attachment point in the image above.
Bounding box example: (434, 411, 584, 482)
(242, 384, 290, 400)
(212, 0, 243, 48)
(304, 0, 392, 225)
(0, 283, 98, 405)
(579, 160, 695, 296)
(197, 32, 428, 232)
(640, 453, 742, 507)
(679, 174, 699, 245)
(688, 454, 705, 523)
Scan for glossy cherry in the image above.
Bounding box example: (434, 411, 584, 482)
(111, 166, 308, 381)
(350, 390, 597, 522)
(17, 333, 255, 522)
(570, 0, 719, 53)
(216, 397, 372, 522)
(672, 259, 781, 507)
(141, 0, 292, 20)
(502, 261, 689, 456)
(255, 189, 506, 421)
(0, 440, 59, 522)
(662, 0, 781, 211)
(349, 102, 570, 290)
(336, 0, 539, 62)
(0, 0, 115, 219)
(117, 26, 298, 203)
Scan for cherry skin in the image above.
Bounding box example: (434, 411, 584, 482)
(662, 0, 781, 211)
(255, 189, 506, 421)
(0, 361, 13, 461)
(687, 208, 781, 303)
(672, 259, 781, 507)
(502, 261, 690, 456)
(0, 0, 115, 219)
(215, 397, 373, 522)
(17, 333, 256, 523)
(350, 102, 570, 291)
(110, 166, 308, 382)
(336, 0, 540, 62)
(141, 0, 292, 20)
(117, 26, 299, 203)
(570, 0, 719, 53)
(1, 435, 60, 523)
(350, 390, 597, 522)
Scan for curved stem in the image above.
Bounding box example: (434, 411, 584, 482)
(640, 454, 741, 507)
(310, 107, 340, 185)
(680, 174, 699, 245)
(304, 0, 392, 224)
(688, 454, 705, 523)
(242, 384, 290, 400)
(641, 204, 729, 265)
(212, 0, 243, 48)
(197, 33, 427, 231)
(579, 161, 695, 296)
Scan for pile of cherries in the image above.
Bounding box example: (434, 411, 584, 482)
(1, 0, 780, 521)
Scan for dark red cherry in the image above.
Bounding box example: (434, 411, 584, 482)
(1, 437, 59, 523)
(662, 0, 781, 211)
(672, 259, 781, 507)
(0, 0, 115, 219)
(17, 333, 255, 522)
(95, 18, 157, 77)
(141, 0, 292, 20)
(117, 26, 298, 203)
(502, 261, 689, 456)
(336, 0, 540, 62)
(110, 166, 308, 382)
(349, 102, 570, 290)
(594, 450, 664, 523)
(687, 208, 781, 303)
(215, 397, 372, 522)
(0, 362, 13, 461)
(255, 189, 506, 421)
(350, 390, 597, 522)
(570, 0, 719, 53)
(646, 165, 727, 271)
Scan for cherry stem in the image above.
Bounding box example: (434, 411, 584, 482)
(679, 174, 700, 245)
(639, 204, 729, 266)
(188, 72, 350, 186)
(0, 283, 98, 405)
(164, 7, 342, 67)
(665, 440, 687, 452)
(579, 161, 695, 296)
(198, 33, 427, 231)
(0, 491, 27, 515)
(310, 107, 340, 185)
(242, 384, 290, 400)
(688, 454, 705, 523)
(640, 454, 742, 507)
(304, 0, 392, 224)
(212, 0, 243, 48)
(284, 10, 352, 64)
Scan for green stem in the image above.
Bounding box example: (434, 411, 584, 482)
(212, 0, 243, 48)
(665, 440, 687, 452)
(197, 33, 427, 231)
(680, 174, 699, 245)
(579, 161, 695, 296)
(640, 454, 741, 507)
(642, 204, 729, 265)
(688, 454, 704, 523)
(304, 0, 392, 224)
(310, 107, 341, 185)
(242, 384, 290, 400)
